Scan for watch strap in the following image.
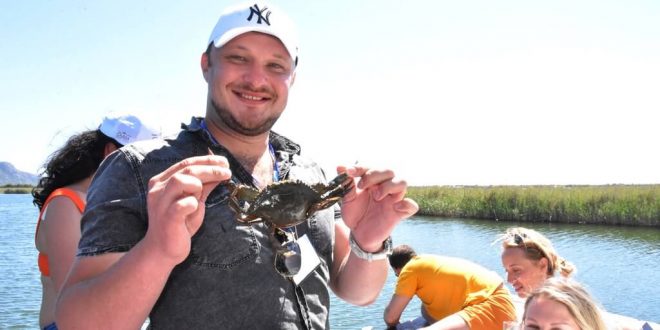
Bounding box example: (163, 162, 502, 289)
(348, 232, 393, 262)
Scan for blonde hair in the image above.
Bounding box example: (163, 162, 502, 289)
(523, 277, 607, 330)
(498, 227, 575, 277)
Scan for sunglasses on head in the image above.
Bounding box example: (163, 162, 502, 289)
(272, 227, 301, 278)
(510, 232, 544, 260)
(513, 233, 525, 245)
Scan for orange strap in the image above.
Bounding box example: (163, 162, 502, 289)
(35, 188, 86, 277)
(38, 253, 50, 277)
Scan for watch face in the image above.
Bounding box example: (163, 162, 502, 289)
(349, 233, 393, 260)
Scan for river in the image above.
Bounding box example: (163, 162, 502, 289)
(1, 194, 658, 329)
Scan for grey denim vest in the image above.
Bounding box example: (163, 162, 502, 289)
(79, 117, 335, 329)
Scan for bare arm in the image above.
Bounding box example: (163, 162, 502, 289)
(329, 221, 389, 305)
(56, 155, 231, 329)
(384, 294, 413, 327)
(330, 165, 418, 305)
(56, 247, 173, 328)
(42, 197, 82, 292)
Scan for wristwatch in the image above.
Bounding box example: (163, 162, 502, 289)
(348, 232, 393, 262)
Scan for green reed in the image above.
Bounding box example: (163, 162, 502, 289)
(0, 184, 32, 194)
(407, 185, 659, 226)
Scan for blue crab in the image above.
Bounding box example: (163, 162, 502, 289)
(225, 173, 353, 228)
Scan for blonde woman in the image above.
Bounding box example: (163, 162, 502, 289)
(523, 277, 607, 330)
(499, 227, 656, 330)
(499, 227, 575, 298)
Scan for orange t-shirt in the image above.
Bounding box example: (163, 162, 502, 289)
(35, 188, 85, 277)
(394, 255, 504, 321)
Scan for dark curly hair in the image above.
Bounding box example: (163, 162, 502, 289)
(31, 130, 119, 210)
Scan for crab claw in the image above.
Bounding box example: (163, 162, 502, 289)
(323, 172, 354, 198)
(306, 173, 353, 214)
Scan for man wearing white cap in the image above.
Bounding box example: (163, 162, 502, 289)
(57, 3, 418, 329)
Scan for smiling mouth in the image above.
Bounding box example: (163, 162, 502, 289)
(235, 91, 271, 102)
(240, 93, 264, 101)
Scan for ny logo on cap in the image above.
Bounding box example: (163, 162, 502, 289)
(247, 4, 271, 25)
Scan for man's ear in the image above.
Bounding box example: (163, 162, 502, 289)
(289, 70, 296, 88)
(103, 142, 118, 158)
(201, 52, 210, 82)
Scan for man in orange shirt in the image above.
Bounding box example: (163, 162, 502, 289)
(384, 245, 516, 330)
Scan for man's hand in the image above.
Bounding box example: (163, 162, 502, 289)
(338, 165, 418, 252)
(143, 155, 232, 266)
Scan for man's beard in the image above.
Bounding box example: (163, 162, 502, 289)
(211, 99, 280, 137)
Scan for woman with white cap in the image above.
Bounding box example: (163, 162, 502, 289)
(32, 113, 159, 330)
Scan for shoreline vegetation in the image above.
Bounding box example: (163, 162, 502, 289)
(0, 184, 32, 194)
(407, 184, 659, 227)
(4, 184, 658, 227)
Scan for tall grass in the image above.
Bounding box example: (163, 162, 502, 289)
(407, 185, 659, 226)
(0, 184, 33, 194)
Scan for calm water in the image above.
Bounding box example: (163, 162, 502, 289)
(1, 194, 658, 329)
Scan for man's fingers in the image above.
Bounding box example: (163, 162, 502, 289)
(166, 195, 202, 219)
(165, 172, 204, 200)
(177, 163, 232, 186)
(359, 169, 395, 190)
(149, 172, 202, 211)
(338, 165, 400, 190)
(151, 162, 231, 193)
(148, 163, 231, 217)
(395, 198, 419, 217)
(369, 178, 409, 201)
(151, 155, 230, 186)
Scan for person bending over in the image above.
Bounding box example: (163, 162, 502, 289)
(384, 244, 516, 330)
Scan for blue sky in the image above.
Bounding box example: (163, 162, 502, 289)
(1, 0, 659, 186)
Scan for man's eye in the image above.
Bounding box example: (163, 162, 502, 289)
(227, 55, 247, 62)
(268, 63, 286, 72)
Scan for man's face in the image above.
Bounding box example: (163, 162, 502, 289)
(202, 32, 296, 136)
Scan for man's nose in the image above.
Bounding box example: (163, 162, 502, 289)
(242, 64, 268, 89)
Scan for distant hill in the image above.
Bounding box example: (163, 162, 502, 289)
(0, 162, 39, 185)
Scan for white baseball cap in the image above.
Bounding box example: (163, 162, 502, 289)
(99, 113, 161, 146)
(207, 2, 299, 66)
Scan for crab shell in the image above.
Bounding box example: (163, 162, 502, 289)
(228, 173, 353, 228)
